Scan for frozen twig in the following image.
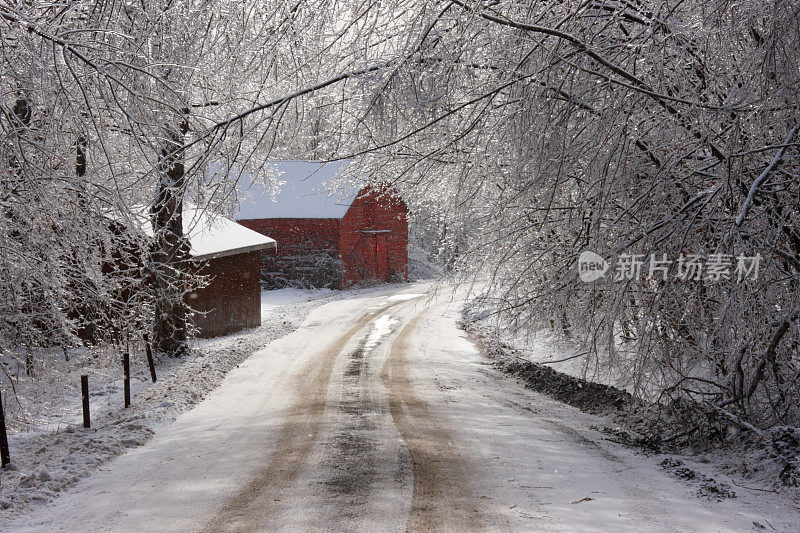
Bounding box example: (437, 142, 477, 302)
(540, 351, 588, 365)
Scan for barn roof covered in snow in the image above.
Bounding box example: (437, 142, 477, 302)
(119, 205, 276, 261)
(234, 160, 361, 220)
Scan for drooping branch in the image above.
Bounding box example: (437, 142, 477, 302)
(747, 308, 800, 395)
(200, 62, 391, 139)
(724, 124, 798, 242)
(449, 0, 728, 161)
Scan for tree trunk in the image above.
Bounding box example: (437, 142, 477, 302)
(151, 120, 190, 357)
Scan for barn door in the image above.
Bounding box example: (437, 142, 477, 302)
(375, 234, 388, 280)
(360, 234, 377, 279)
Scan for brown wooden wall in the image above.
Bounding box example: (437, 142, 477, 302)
(238, 218, 340, 253)
(187, 250, 262, 338)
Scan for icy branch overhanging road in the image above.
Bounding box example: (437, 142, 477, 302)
(8, 284, 799, 531)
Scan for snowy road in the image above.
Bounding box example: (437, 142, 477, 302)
(8, 284, 795, 531)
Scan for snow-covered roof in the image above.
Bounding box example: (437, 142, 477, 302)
(234, 160, 361, 220)
(182, 208, 276, 261)
(121, 205, 276, 261)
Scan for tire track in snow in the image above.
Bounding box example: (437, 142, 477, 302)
(383, 312, 485, 532)
(203, 299, 408, 532)
(317, 336, 384, 515)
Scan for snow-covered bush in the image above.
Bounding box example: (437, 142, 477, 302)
(262, 246, 343, 290)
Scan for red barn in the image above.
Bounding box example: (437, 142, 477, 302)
(235, 161, 408, 288)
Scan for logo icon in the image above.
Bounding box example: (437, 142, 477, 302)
(578, 251, 609, 282)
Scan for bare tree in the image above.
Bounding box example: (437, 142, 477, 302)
(0, 0, 404, 360)
(342, 0, 800, 429)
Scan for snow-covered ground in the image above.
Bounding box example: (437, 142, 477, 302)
(461, 305, 641, 397)
(4, 283, 799, 531)
(465, 305, 800, 502)
(0, 287, 352, 519)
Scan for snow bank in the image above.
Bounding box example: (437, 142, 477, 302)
(462, 306, 800, 504)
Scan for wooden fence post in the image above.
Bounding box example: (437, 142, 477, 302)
(0, 386, 10, 467)
(81, 375, 90, 429)
(143, 334, 157, 383)
(123, 352, 131, 408)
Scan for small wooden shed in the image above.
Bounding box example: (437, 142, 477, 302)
(182, 208, 276, 337)
(235, 161, 408, 288)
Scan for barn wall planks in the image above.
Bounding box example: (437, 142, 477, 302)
(339, 186, 408, 287)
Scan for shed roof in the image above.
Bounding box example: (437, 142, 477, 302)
(121, 205, 276, 261)
(183, 207, 276, 261)
(234, 160, 361, 220)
